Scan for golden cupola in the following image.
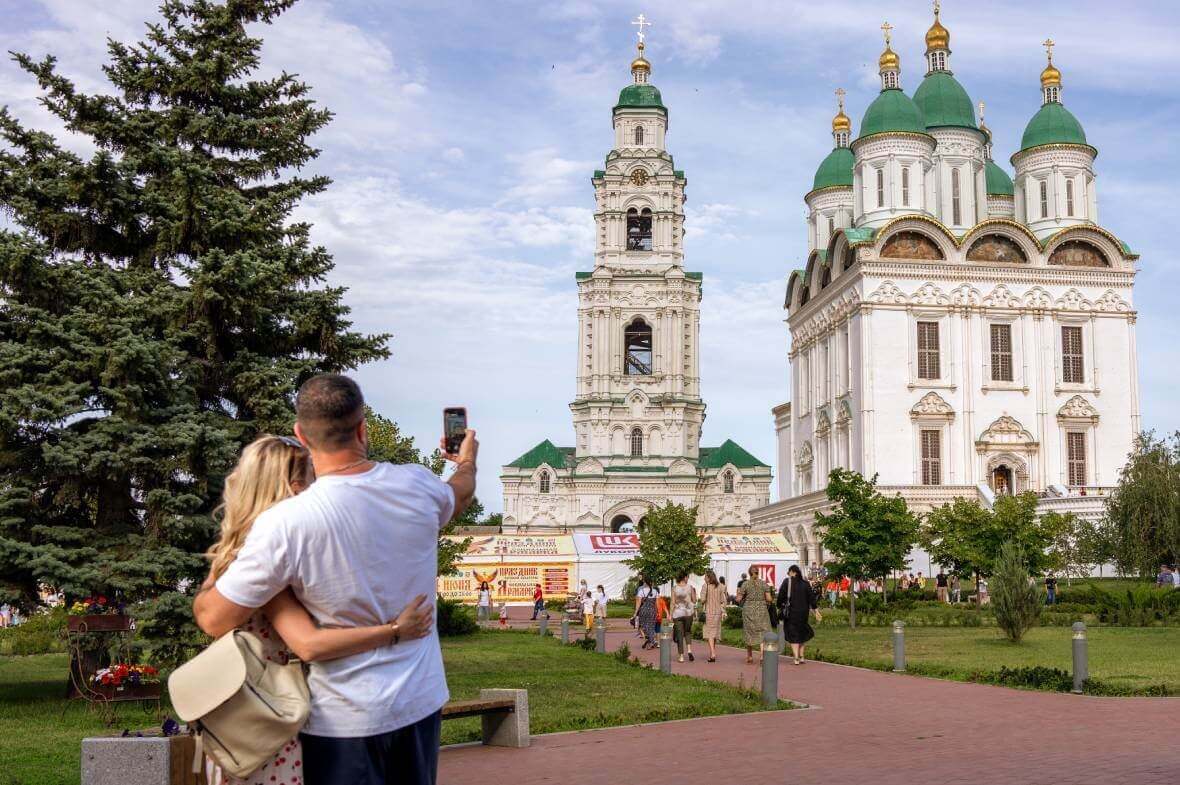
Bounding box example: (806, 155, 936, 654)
(925, 3, 950, 53)
(631, 41, 651, 84)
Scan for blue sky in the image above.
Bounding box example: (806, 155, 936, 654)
(3, 1, 1178, 511)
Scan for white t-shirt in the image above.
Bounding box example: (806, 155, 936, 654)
(582, 596, 596, 615)
(216, 462, 455, 737)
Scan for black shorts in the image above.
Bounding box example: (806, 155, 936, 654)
(300, 710, 442, 785)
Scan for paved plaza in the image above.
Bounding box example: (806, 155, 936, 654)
(440, 626, 1178, 785)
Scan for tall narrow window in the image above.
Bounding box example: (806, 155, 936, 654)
(624, 320, 653, 375)
(539, 471, 551, 494)
(1039, 180, 1048, 219)
(876, 168, 885, 208)
(634, 125, 644, 145)
(630, 428, 643, 458)
(1067, 432, 1087, 486)
(723, 470, 735, 494)
(1066, 179, 1075, 216)
(827, 215, 835, 238)
(990, 323, 1013, 382)
(901, 167, 910, 206)
(626, 207, 652, 251)
(920, 429, 942, 485)
(951, 168, 962, 225)
(1061, 326, 1084, 383)
(917, 321, 941, 380)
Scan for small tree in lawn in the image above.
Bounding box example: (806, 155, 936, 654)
(1044, 511, 1085, 585)
(922, 498, 993, 607)
(991, 541, 1043, 643)
(1104, 431, 1180, 577)
(816, 469, 919, 627)
(625, 503, 708, 589)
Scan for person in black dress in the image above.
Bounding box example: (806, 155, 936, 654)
(777, 564, 821, 665)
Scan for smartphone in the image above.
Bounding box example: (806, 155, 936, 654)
(443, 407, 467, 455)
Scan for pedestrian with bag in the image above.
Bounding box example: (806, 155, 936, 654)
(777, 565, 821, 665)
(736, 571, 774, 664)
(699, 569, 726, 662)
(671, 573, 697, 663)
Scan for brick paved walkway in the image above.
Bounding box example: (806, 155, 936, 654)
(440, 625, 1178, 784)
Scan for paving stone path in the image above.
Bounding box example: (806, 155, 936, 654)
(440, 624, 1178, 784)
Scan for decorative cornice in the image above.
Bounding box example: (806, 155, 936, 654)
(910, 391, 955, 419)
(1010, 141, 1098, 166)
(976, 415, 1037, 447)
(1057, 394, 1099, 422)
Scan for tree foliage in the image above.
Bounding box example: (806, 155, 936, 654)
(815, 469, 919, 625)
(1104, 432, 1180, 577)
(625, 503, 708, 588)
(0, 0, 388, 663)
(922, 492, 1070, 589)
(990, 541, 1044, 643)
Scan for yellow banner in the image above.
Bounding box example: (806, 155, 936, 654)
(703, 533, 793, 554)
(438, 562, 574, 603)
(444, 535, 575, 558)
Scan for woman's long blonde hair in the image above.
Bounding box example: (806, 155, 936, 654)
(207, 435, 312, 581)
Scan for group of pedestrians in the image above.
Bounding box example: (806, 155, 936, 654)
(737, 567, 822, 666)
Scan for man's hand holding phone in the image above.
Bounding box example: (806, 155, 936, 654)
(441, 428, 478, 467)
(441, 408, 478, 519)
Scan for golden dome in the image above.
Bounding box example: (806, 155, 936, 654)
(1040, 62, 1061, 88)
(631, 41, 650, 73)
(879, 45, 900, 72)
(832, 109, 851, 133)
(925, 14, 949, 53)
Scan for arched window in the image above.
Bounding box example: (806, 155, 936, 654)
(624, 320, 652, 375)
(626, 207, 653, 251)
(876, 168, 885, 208)
(1039, 180, 1048, 219)
(539, 471, 550, 494)
(951, 168, 962, 225)
(901, 167, 910, 206)
(820, 264, 832, 289)
(723, 470, 735, 494)
(630, 428, 643, 457)
(883, 71, 898, 90)
(633, 125, 644, 145)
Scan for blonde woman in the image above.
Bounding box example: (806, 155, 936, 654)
(201, 435, 433, 785)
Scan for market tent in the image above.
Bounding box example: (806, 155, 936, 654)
(571, 533, 640, 599)
(439, 535, 575, 605)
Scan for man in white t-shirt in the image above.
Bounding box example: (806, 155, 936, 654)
(193, 374, 477, 785)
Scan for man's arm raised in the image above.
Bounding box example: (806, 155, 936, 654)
(440, 428, 478, 519)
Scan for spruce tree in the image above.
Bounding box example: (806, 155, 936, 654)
(0, 0, 387, 665)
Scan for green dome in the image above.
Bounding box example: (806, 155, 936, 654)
(1020, 102, 1087, 151)
(985, 160, 1014, 196)
(912, 71, 977, 130)
(615, 84, 666, 113)
(811, 147, 854, 191)
(857, 89, 927, 139)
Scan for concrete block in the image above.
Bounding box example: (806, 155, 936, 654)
(82, 734, 199, 785)
(478, 688, 530, 748)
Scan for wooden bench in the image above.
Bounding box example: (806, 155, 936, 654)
(442, 688, 529, 748)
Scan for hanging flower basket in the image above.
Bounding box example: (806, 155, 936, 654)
(88, 682, 162, 702)
(67, 614, 133, 633)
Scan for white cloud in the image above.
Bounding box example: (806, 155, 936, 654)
(442, 147, 466, 162)
(499, 147, 598, 206)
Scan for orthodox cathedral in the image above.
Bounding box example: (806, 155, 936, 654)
(500, 24, 772, 533)
(750, 5, 1141, 564)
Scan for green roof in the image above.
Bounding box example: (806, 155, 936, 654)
(812, 146, 854, 191)
(1020, 102, 1088, 152)
(615, 84, 666, 114)
(697, 439, 769, 469)
(912, 71, 977, 130)
(674, 169, 685, 178)
(506, 440, 574, 469)
(685, 271, 703, 281)
(815, 249, 829, 266)
(857, 89, 927, 139)
(592, 169, 605, 179)
(843, 227, 876, 246)
(575, 271, 592, 280)
(985, 160, 1014, 196)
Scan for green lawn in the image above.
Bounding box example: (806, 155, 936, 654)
(0, 631, 783, 785)
(722, 625, 1180, 694)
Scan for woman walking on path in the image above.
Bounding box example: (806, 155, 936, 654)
(777, 565, 821, 665)
(737, 572, 774, 664)
(699, 570, 726, 662)
(594, 585, 608, 623)
(671, 574, 697, 663)
(477, 581, 492, 622)
(634, 576, 658, 649)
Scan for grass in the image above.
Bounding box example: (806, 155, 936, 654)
(0, 631, 784, 785)
(722, 625, 1180, 694)
(440, 630, 786, 744)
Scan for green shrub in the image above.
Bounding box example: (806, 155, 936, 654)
(991, 542, 1043, 642)
(574, 636, 596, 651)
(612, 642, 631, 664)
(723, 606, 743, 629)
(976, 665, 1073, 691)
(0, 606, 68, 655)
(437, 597, 478, 637)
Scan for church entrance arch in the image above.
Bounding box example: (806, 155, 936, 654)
(991, 464, 1014, 497)
(610, 515, 636, 533)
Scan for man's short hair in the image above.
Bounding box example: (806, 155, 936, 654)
(296, 374, 365, 449)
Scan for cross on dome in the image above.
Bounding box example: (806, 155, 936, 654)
(632, 14, 651, 44)
(881, 21, 893, 46)
(878, 21, 901, 87)
(1043, 37, 1055, 62)
(1040, 37, 1062, 100)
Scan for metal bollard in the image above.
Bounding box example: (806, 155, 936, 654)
(892, 620, 906, 672)
(595, 616, 606, 653)
(761, 631, 779, 708)
(659, 627, 673, 673)
(1071, 621, 1088, 694)
(560, 613, 569, 644)
(538, 614, 548, 637)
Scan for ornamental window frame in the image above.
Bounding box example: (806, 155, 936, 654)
(633, 125, 645, 146)
(910, 393, 955, 486)
(901, 166, 910, 206)
(1065, 178, 1075, 217)
(1053, 316, 1098, 394)
(629, 427, 644, 458)
(623, 318, 653, 376)
(876, 167, 886, 208)
(538, 471, 551, 494)
(722, 470, 735, 494)
(951, 168, 962, 225)
(1039, 179, 1049, 219)
(908, 311, 954, 389)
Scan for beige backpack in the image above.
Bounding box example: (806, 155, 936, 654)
(169, 630, 310, 779)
